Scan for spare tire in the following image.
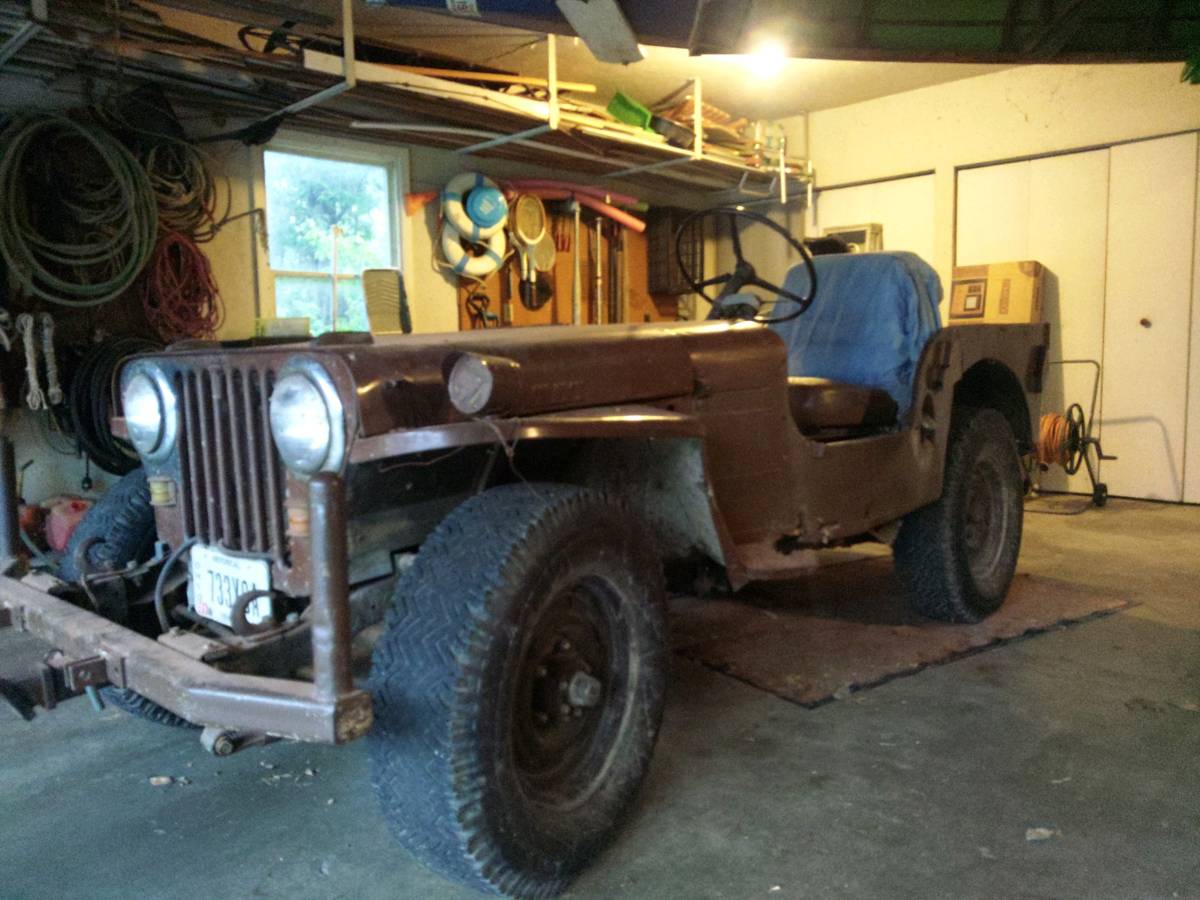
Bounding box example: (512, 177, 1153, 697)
(62, 468, 195, 729)
(60, 468, 156, 583)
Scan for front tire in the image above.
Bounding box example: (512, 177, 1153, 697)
(368, 483, 667, 898)
(895, 407, 1024, 622)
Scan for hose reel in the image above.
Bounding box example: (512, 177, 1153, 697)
(1031, 360, 1116, 509)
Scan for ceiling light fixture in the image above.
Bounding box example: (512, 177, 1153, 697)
(744, 38, 788, 79)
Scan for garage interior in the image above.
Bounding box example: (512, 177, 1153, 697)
(0, 2, 1198, 898)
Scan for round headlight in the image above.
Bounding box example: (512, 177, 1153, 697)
(122, 368, 176, 460)
(269, 363, 346, 475)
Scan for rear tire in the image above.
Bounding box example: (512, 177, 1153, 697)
(368, 483, 667, 898)
(895, 408, 1024, 623)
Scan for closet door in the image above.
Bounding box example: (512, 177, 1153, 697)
(1101, 133, 1198, 501)
(956, 162, 1030, 266)
(1188, 157, 1200, 504)
(957, 152, 1109, 494)
(1026, 150, 1110, 494)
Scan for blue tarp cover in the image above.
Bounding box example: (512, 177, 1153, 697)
(765, 252, 942, 421)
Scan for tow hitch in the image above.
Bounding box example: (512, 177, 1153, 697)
(0, 614, 111, 721)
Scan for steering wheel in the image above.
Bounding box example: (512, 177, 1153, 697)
(674, 206, 818, 324)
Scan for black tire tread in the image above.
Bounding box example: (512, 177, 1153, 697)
(894, 407, 1023, 623)
(368, 483, 665, 898)
(99, 686, 199, 728)
(64, 469, 194, 728)
(60, 468, 156, 583)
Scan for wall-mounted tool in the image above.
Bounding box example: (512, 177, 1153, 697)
(509, 195, 548, 312)
(593, 216, 604, 324)
(571, 200, 582, 324)
(529, 232, 556, 313)
(465, 292, 499, 329)
(499, 257, 513, 325)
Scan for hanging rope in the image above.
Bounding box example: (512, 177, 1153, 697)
(0, 116, 158, 307)
(138, 231, 224, 342)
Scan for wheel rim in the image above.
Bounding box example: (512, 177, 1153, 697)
(963, 459, 1009, 583)
(510, 575, 628, 808)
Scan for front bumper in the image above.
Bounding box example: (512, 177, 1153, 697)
(0, 472, 372, 745)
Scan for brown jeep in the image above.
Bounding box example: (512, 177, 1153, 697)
(0, 209, 1048, 897)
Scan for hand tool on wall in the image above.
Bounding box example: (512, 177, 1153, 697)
(571, 200, 582, 325)
(606, 221, 622, 324)
(499, 258, 514, 325)
(509, 195, 548, 313)
(593, 216, 603, 324)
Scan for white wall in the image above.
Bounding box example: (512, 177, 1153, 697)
(799, 63, 1200, 292)
(956, 150, 1111, 495)
(806, 173, 936, 265)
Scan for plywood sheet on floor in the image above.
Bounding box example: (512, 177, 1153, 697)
(670, 558, 1129, 706)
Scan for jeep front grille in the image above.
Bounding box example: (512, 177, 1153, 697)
(175, 365, 288, 560)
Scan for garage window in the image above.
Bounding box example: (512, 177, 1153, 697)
(262, 148, 400, 334)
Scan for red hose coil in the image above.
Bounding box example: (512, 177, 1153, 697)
(138, 231, 224, 342)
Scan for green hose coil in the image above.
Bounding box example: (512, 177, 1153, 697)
(0, 116, 158, 307)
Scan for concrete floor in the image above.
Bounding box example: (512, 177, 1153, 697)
(1, 499, 1197, 900)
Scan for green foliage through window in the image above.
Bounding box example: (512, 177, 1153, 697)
(264, 150, 395, 333)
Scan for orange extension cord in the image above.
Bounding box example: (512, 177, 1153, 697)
(138, 231, 224, 342)
(1036, 412, 1073, 468)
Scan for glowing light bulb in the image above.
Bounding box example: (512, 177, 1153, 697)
(746, 39, 787, 79)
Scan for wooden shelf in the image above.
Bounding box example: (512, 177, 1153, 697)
(311, 46, 811, 199)
(3, 1, 812, 200)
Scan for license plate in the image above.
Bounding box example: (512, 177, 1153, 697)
(189, 544, 272, 627)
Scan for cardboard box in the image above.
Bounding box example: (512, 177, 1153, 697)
(949, 261, 1044, 324)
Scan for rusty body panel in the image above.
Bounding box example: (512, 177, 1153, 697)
(1, 317, 1048, 740)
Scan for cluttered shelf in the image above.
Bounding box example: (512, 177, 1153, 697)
(0, 1, 811, 201)
(307, 36, 812, 200)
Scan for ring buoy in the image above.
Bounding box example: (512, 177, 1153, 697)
(442, 172, 507, 242)
(441, 223, 506, 279)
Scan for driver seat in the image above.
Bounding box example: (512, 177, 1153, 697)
(769, 251, 943, 431)
(786, 377, 898, 436)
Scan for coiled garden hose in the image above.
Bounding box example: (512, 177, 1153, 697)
(69, 336, 160, 476)
(0, 116, 158, 306)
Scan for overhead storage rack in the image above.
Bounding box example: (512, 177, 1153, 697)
(0, 0, 812, 202)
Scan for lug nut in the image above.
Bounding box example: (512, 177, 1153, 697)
(566, 671, 603, 708)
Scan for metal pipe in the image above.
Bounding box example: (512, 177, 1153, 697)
(0, 438, 17, 570)
(572, 201, 582, 325)
(455, 123, 551, 155)
(593, 216, 603, 324)
(547, 32, 559, 130)
(308, 473, 353, 701)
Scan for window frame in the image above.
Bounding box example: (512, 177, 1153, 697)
(252, 131, 411, 333)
